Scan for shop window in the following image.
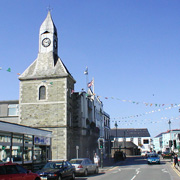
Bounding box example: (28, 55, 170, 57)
(23, 146, 32, 162)
(34, 146, 47, 162)
(8, 104, 19, 116)
(0, 146, 11, 162)
(39, 86, 46, 100)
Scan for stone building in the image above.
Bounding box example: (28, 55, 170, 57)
(18, 11, 76, 160)
(0, 11, 111, 161)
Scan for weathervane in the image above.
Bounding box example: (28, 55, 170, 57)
(47, 5, 53, 12)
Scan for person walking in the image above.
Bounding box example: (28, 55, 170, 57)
(94, 153, 100, 167)
(173, 154, 179, 167)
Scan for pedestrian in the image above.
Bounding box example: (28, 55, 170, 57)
(173, 154, 179, 167)
(94, 153, 100, 167)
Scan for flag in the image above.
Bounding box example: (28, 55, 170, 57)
(84, 66, 88, 75)
(7, 68, 11, 72)
(88, 79, 94, 88)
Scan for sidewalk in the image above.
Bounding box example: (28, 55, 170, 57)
(163, 158, 180, 172)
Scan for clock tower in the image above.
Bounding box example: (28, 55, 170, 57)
(19, 11, 76, 160)
(39, 11, 58, 65)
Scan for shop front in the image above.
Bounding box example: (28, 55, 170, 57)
(0, 121, 52, 171)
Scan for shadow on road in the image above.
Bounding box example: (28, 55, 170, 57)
(103, 156, 168, 167)
(75, 172, 105, 179)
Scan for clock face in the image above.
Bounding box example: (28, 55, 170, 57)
(42, 38, 51, 47)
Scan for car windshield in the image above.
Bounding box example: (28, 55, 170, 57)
(70, 160, 82, 164)
(43, 162, 63, 169)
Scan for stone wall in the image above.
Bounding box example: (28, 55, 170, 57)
(19, 77, 70, 159)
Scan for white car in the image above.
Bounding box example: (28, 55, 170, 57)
(70, 158, 98, 176)
(141, 151, 150, 157)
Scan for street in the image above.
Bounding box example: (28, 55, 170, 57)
(75, 156, 180, 180)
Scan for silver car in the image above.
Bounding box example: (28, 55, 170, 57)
(70, 158, 98, 176)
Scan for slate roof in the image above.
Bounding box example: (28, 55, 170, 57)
(110, 128, 150, 138)
(117, 141, 138, 148)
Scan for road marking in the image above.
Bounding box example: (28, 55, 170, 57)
(162, 168, 168, 173)
(136, 168, 140, 174)
(131, 175, 136, 180)
(171, 165, 180, 177)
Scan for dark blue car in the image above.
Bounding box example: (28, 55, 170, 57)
(36, 160, 75, 180)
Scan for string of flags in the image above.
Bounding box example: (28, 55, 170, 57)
(2, 65, 180, 115)
(0, 67, 21, 75)
(111, 116, 180, 126)
(1, 65, 179, 107)
(111, 104, 180, 120)
(96, 95, 179, 108)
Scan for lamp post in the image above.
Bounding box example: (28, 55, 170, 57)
(168, 119, 172, 152)
(124, 130, 126, 154)
(115, 121, 118, 149)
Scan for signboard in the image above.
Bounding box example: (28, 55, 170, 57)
(34, 136, 50, 145)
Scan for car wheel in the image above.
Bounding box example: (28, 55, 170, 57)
(94, 167, 99, 174)
(71, 172, 75, 180)
(35, 178, 41, 180)
(58, 175, 62, 180)
(84, 169, 88, 176)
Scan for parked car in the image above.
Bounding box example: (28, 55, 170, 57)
(36, 160, 75, 180)
(147, 153, 160, 164)
(141, 151, 150, 157)
(0, 161, 41, 180)
(70, 158, 98, 176)
(161, 152, 174, 159)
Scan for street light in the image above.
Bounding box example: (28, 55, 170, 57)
(168, 119, 172, 152)
(115, 121, 118, 148)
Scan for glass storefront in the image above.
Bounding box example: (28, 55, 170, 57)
(0, 132, 51, 164)
(0, 132, 11, 162)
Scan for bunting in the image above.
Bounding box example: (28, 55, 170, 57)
(0, 66, 21, 75)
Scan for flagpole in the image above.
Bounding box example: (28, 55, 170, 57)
(84, 66, 89, 93)
(93, 77, 94, 95)
(86, 73, 89, 93)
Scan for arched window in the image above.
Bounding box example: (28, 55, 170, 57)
(39, 86, 46, 100)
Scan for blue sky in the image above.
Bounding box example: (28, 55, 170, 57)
(0, 0, 180, 137)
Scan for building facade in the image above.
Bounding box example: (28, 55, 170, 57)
(0, 120, 52, 170)
(0, 100, 19, 124)
(16, 11, 109, 160)
(0, 12, 110, 162)
(161, 130, 180, 153)
(110, 128, 151, 155)
(18, 11, 76, 160)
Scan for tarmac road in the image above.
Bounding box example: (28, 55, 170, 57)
(75, 156, 180, 180)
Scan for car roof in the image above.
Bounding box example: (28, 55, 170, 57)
(0, 162, 19, 166)
(70, 158, 88, 160)
(48, 159, 66, 162)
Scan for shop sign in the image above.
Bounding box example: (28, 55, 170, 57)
(34, 136, 50, 145)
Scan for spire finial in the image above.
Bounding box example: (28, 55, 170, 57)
(47, 5, 53, 12)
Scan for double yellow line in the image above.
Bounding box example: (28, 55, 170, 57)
(171, 165, 180, 177)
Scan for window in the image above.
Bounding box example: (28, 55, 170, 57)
(39, 86, 46, 100)
(8, 104, 19, 116)
(143, 139, 149, 144)
(0, 166, 6, 175)
(6, 165, 19, 174)
(16, 165, 27, 173)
